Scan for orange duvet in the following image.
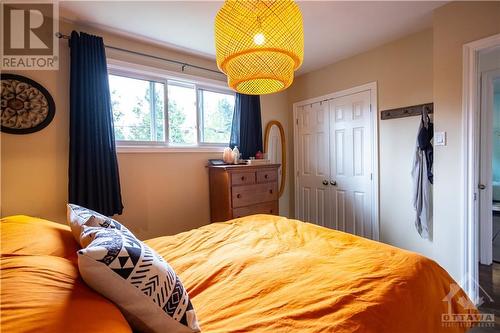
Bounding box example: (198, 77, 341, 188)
(146, 215, 476, 333)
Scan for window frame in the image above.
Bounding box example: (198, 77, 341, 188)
(107, 59, 235, 153)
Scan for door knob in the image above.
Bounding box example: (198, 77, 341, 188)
(322, 180, 329, 185)
(330, 180, 337, 186)
(478, 184, 486, 190)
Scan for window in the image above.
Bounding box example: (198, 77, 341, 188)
(108, 69, 235, 148)
(167, 81, 197, 145)
(199, 89, 235, 144)
(109, 74, 165, 142)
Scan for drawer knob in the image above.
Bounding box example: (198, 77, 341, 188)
(237, 194, 241, 198)
(264, 174, 268, 179)
(270, 210, 273, 213)
(241, 176, 245, 181)
(269, 189, 273, 194)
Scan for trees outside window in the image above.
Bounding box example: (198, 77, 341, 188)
(109, 73, 234, 146)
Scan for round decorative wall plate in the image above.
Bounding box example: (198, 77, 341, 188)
(1, 73, 55, 134)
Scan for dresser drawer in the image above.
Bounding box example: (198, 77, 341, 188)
(231, 172, 255, 186)
(232, 183, 277, 208)
(233, 201, 279, 218)
(256, 169, 277, 183)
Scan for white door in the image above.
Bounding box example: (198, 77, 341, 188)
(296, 102, 330, 227)
(295, 88, 375, 239)
(329, 90, 373, 238)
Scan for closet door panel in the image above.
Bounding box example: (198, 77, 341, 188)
(328, 91, 373, 238)
(297, 103, 330, 225)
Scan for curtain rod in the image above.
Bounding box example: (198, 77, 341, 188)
(55, 32, 223, 75)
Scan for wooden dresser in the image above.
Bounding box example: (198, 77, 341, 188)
(208, 164, 280, 222)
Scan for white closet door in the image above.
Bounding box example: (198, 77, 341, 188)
(296, 102, 330, 227)
(328, 90, 373, 238)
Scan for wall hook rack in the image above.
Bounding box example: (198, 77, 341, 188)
(380, 103, 433, 120)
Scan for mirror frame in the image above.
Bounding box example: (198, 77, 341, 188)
(264, 120, 286, 197)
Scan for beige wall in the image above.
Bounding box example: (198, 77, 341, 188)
(0, 20, 290, 239)
(1, 40, 70, 225)
(432, 1, 500, 281)
(288, 29, 434, 255)
(261, 91, 291, 218)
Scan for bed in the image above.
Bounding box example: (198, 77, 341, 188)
(1, 214, 475, 332)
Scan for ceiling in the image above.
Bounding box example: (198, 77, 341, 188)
(60, 1, 445, 75)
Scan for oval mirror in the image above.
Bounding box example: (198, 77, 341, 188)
(264, 120, 286, 197)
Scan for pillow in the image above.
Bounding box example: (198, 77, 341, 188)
(76, 225, 200, 333)
(1, 215, 79, 262)
(0, 254, 132, 333)
(67, 204, 126, 243)
(67, 204, 138, 244)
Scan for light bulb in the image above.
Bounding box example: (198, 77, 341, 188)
(253, 33, 265, 45)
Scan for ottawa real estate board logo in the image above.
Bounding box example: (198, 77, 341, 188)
(442, 277, 495, 328)
(1, 1, 59, 70)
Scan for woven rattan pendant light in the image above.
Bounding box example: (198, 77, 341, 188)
(215, 0, 304, 95)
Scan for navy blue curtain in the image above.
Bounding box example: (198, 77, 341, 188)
(229, 93, 263, 159)
(69, 31, 123, 216)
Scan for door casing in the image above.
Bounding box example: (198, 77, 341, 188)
(462, 33, 500, 303)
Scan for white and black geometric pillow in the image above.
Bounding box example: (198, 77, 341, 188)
(68, 204, 199, 332)
(67, 204, 132, 244)
(78, 226, 200, 333)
